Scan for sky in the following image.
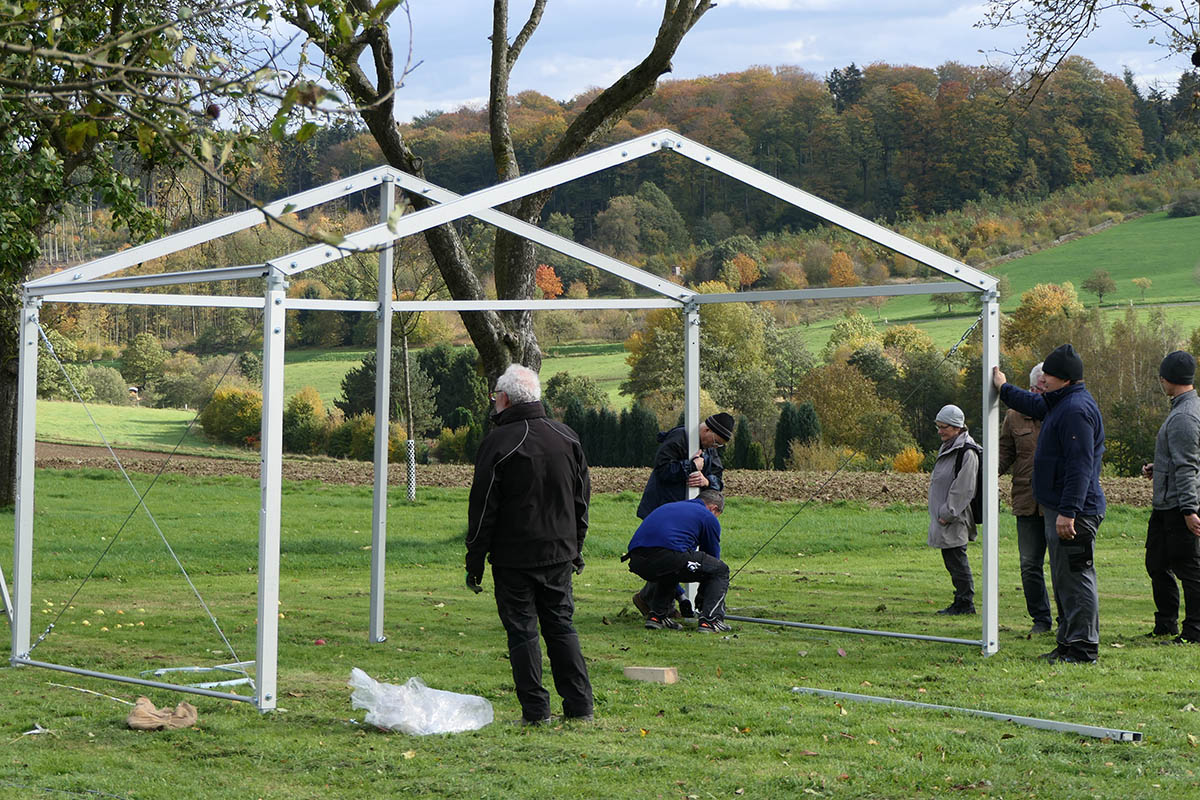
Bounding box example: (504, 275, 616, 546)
(390, 0, 1193, 123)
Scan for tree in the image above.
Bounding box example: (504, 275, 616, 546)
(1081, 269, 1117, 304)
(535, 264, 564, 298)
(416, 345, 489, 428)
(821, 310, 880, 362)
(337, 351, 441, 437)
(980, 2, 1200, 95)
(929, 292, 972, 314)
(1, 0, 284, 505)
(1132, 276, 1153, 300)
(121, 333, 167, 390)
(281, 0, 715, 385)
(773, 401, 819, 470)
(828, 251, 860, 287)
(1002, 282, 1085, 351)
(544, 372, 609, 414)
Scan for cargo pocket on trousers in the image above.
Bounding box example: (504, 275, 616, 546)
(1066, 541, 1094, 573)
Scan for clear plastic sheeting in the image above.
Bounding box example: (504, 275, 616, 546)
(349, 668, 494, 735)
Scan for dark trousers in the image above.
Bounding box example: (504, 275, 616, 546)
(1146, 509, 1200, 639)
(626, 547, 729, 622)
(940, 545, 974, 608)
(1043, 509, 1101, 660)
(492, 563, 593, 722)
(1016, 513, 1052, 626)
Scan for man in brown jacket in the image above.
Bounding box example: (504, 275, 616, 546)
(998, 362, 1053, 634)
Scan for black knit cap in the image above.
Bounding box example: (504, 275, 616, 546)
(1042, 343, 1084, 382)
(705, 412, 735, 442)
(1160, 350, 1196, 385)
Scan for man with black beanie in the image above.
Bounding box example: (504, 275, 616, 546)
(993, 343, 1106, 663)
(631, 411, 734, 620)
(1142, 350, 1200, 643)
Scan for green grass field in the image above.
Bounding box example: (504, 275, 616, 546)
(35, 400, 249, 458)
(2, 470, 1199, 798)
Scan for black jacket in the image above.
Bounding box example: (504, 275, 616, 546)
(635, 426, 725, 519)
(466, 401, 590, 573)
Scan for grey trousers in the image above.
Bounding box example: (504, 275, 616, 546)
(1043, 509, 1102, 660)
(940, 545, 974, 608)
(1016, 514, 1053, 626)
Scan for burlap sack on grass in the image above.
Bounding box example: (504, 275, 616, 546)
(126, 696, 198, 730)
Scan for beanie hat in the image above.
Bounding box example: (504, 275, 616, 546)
(934, 404, 965, 428)
(1160, 350, 1196, 385)
(704, 412, 735, 441)
(1042, 344, 1084, 382)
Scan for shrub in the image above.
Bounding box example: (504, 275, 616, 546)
(433, 426, 477, 464)
(892, 446, 924, 473)
(283, 387, 329, 455)
(1169, 190, 1200, 218)
(199, 387, 262, 447)
(786, 440, 841, 471)
(85, 365, 130, 405)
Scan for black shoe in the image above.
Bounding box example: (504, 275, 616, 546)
(677, 598, 696, 619)
(936, 604, 975, 616)
(519, 716, 552, 727)
(1145, 628, 1178, 638)
(697, 619, 731, 633)
(1048, 653, 1096, 664)
(1162, 635, 1200, 645)
(1029, 621, 1052, 634)
(564, 713, 594, 723)
(632, 591, 651, 618)
(645, 613, 682, 631)
(1038, 646, 1063, 661)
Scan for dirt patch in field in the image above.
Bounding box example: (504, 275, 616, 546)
(35, 442, 1152, 507)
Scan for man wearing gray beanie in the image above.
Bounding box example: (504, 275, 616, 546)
(993, 344, 1106, 664)
(1142, 350, 1200, 643)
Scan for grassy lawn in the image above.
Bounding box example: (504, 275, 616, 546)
(543, 342, 631, 410)
(284, 347, 371, 405)
(35, 400, 248, 458)
(2, 471, 1199, 798)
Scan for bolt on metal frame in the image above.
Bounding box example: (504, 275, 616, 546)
(11, 129, 999, 712)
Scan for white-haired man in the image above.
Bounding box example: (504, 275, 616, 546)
(998, 362, 1053, 635)
(466, 364, 593, 725)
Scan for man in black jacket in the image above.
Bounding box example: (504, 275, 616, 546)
(631, 412, 733, 619)
(466, 364, 593, 725)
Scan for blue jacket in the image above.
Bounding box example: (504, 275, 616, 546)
(999, 381, 1106, 518)
(635, 426, 725, 519)
(627, 498, 722, 559)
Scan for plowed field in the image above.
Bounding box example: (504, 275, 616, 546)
(35, 442, 1152, 507)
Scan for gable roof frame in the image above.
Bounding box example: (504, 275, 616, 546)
(12, 130, 1003, 717)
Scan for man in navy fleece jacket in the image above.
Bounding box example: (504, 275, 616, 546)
(993, 344, 1106, 663)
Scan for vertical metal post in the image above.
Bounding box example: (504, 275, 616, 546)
(683, 302, 701, 605)
(683, 302, 701, 495)
(369, 177, 395, 644)
(255, 268, 287, 711)
(980, 295, 1001, 656)
(10, 298, 40, 659)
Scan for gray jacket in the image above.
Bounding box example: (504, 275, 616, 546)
(1153, 389, 1200, 513)
(928, 430, 979, 548)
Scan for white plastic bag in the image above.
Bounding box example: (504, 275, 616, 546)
(348, 668, 494, 735)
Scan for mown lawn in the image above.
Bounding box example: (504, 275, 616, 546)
(2, 470, 1199, 799)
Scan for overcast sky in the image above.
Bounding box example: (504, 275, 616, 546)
(391, 1, 1191, 123)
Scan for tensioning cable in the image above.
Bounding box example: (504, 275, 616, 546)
(728, 312, 983, 582)
(29, 322, 256, 680)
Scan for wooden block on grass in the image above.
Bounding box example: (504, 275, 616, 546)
(623, 666, 678, 684)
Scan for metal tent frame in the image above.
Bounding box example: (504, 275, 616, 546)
(11, 129, 1000, 712)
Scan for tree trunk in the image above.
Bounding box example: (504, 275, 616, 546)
(284, 0, 713, 385)
(0, 310, 18, 508)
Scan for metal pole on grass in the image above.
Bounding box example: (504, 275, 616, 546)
(369, 176, 395, 644)
(10, 297, 40, 657)
(255, 268, 288, 712)
(980, 294, 1000, 656)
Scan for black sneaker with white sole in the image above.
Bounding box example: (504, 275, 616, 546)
(645, 613, 683, 630)
(697, 619, 731, 633)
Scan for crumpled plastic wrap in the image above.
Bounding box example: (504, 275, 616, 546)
(348, 668, 493, 735)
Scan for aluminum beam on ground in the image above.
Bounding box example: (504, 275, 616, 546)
(692, 282, 980, 305)
(790, 687, 1142, 742)
(40, 291, 264, 309)
(14, 658, 255, 704)
(724, 615, 982, 647)
(663, 133, 996, 293)
(273, 132, 673, 277)
(27, 167, 394, 288)
(387, 169, 694, 301)
(29, 265, 269, 296)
